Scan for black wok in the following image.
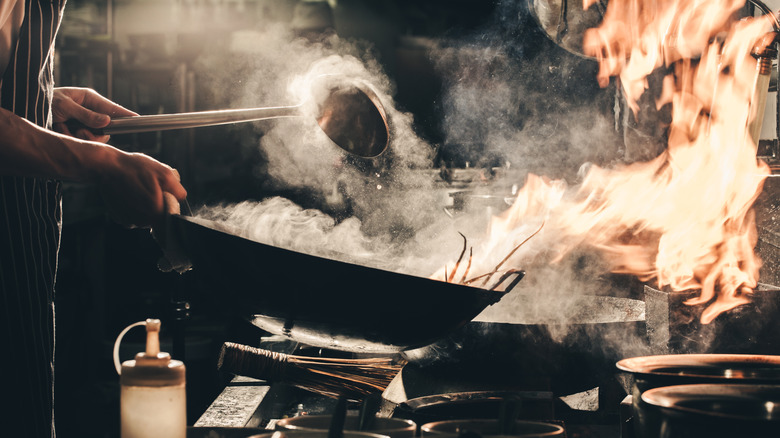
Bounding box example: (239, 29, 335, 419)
(167, 214, 521, 353)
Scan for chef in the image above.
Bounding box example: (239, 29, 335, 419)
(0, 1, 187, 436)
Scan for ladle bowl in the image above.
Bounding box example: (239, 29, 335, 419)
(97, 76, 390, 158)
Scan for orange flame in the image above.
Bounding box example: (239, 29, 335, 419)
(448, 0, 776, 323)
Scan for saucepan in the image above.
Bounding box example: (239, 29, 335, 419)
(249, 431, 389, 438)
(165, 214, 523, 353)
(616, 353, 780, 438)
(420, 419, 565, 438)
(640, 383, 780, 438)
(275, 416, 416, 438)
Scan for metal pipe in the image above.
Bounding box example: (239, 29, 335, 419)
(748, 32, 778, 145)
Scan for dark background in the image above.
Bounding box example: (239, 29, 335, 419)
(54, 2, 518, 436)
(49, 0, 705, 436)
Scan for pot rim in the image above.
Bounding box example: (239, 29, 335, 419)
(420, 418, 565, 437)
(641, 383, 780, 423)
(616, 354, 780, 381)
(399, 390, 555, 412)
(249, 432, 391, 438)
(275, 416, 417, 432)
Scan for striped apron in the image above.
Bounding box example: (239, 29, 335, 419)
(0, 1, 65, 436)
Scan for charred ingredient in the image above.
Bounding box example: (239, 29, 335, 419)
(443, 223, 544, 291)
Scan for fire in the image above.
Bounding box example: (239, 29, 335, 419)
(447, 0, 777, 323)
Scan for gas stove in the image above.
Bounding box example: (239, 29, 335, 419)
(192, 334, 625, 438)
(191, 279, 780, 438)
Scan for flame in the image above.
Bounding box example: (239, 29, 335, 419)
(442, 0, 776, 323)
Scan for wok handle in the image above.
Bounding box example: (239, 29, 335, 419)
(155, 194, 193, 274)
(180, 198, 193, 216)
(162, 192, 191, 216)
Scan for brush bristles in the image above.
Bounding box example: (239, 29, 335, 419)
(218, 342, 404, 400)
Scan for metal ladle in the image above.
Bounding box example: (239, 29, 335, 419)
(96, 76, 390, 158)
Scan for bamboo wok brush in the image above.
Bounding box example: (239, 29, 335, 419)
(217, 342, 404, 401)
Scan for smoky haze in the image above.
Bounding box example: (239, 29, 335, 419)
(190, 0, 657, 364)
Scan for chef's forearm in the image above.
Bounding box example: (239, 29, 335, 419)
(0, 106, 117, 183)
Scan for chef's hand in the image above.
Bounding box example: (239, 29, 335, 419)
(97, 150, 187, 229)
(51, 87, 137, 143)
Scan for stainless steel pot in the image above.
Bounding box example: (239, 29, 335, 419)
(420, 419, 565, 438)
(249, 432, 390, 438)
(640, 384, 780, 438)
(275, 416, 416, 438)
(616, 354, 780, 438)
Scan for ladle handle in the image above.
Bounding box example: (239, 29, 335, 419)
(83, 105, 303, 135)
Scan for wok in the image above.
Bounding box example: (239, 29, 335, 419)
(166, 214, 521, 353)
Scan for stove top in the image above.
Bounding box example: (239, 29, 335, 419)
(194, 336, 625, 438)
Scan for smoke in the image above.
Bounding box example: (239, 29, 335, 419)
(188, 0, 662, 365)
(191, 18, 488, 278)
(189, 1, 638, 294)
(190, 0, 630, 257)
(430, 0, 634, 179)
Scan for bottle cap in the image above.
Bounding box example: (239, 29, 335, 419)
(119, 319, 185, 387)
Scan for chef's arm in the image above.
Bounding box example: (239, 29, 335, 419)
(0, 105, 187, 228)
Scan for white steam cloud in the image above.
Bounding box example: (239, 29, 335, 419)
(188, 2, 656, 365)
(190, 20, 485, 279)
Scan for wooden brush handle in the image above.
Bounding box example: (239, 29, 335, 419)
(218, 341, 402, 400)
(218, 342, 290, 382)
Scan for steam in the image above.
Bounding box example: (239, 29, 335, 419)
(434, 43, 629, 179)
(189, 1, 666, 365)
(191, 2, 642, 301)
(196, 197, 378, 264)
(191, 20, 486, 278)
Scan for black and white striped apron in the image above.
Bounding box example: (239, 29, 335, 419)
(0, 1, 65, 436)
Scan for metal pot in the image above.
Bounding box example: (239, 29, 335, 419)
(526, 0, 778, 58)
(526, 0, 605, 58)
(640, 384, 780, 438)
(616, 354, 780, 438)
(420, 419, 565, 438)
(249, 432, 389, 438)
(167, 214, 522, 353)
(275, 416, 416, 438)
